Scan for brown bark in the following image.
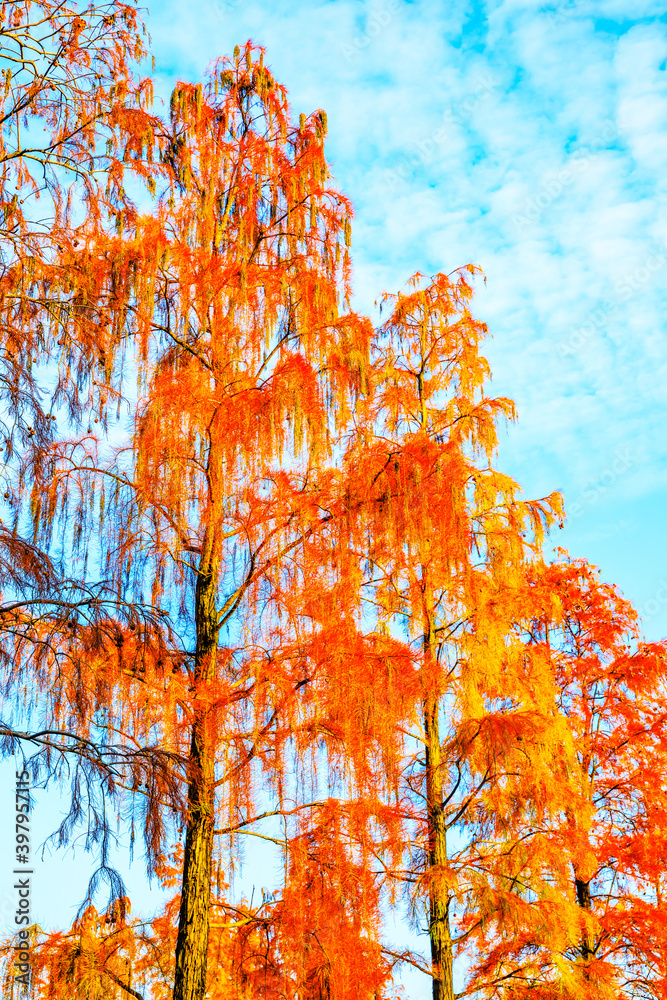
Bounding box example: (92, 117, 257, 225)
(575, 877, 593, 963)
(424, 692, 455, 1000)
(416, 332, 454, 1000)
(173, 554, 219, 1000)
(423, 596, 455, 1000)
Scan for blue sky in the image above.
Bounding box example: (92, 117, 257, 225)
(1, 2, 666, 996)
(143, 0, 667, 637)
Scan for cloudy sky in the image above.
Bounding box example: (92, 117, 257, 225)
(2, 2, 666, 994)
(145, 0, 667, 637)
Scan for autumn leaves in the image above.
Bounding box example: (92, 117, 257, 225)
(0, 8, 665, 1000)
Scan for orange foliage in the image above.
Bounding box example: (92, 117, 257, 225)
(0, 0, 156, 449)
(463, 556, 667, 1000)
(0, 27, 664, 1000)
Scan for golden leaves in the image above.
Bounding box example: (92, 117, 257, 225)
(2, 30, 666, 1000)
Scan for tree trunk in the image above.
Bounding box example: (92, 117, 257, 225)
(424, 692, 454, 1000)
(416, 338, 455, 1000)
(423, 600, 454, 1000)
(173, 559, 219, 1000)
(575, 877, 593, 964)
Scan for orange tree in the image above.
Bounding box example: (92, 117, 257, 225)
(335, 269, 574, 1000)
(1, 214, 572, 1000)
(13, 41, 393, 1000)
(0, 4, 175, 943)
(0, 0, 160, 728)
(4, 33, 657, 1000)
(461, 557, 667, 1000)
(0, 0, 155, 457)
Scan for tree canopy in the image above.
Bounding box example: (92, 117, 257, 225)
(0, 14, 664, 1000)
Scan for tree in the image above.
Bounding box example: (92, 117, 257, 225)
(0, 181, 571, 1000)
(2, 28, 662, 1000)
(0, 0, 155, 453)
(0, 0, 160, 748)
(463, 556, 667, 1000)
(11, 40, 384, 1000)
(334, 269, 569, 1000)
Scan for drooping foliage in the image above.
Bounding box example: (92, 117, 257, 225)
(463, 556, 667, 1000)
(2, 39, 390, 1000)
(0, 0, 160, 731)
(332, 268, 576, 1000)
(0, 0, 156, 449)
(0, 26, 664, 1000)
